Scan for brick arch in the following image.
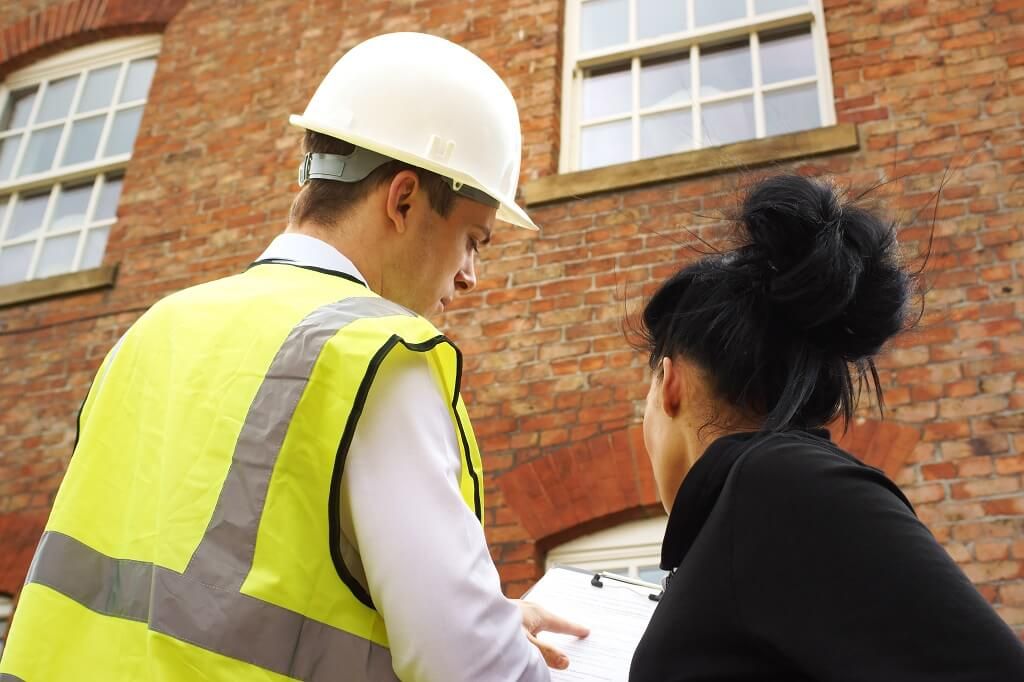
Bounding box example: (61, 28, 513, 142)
(497, 418, 922, 546)
(0, 0, 187, 77)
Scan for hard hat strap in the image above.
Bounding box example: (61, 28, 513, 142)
(298, 150, 499, 210)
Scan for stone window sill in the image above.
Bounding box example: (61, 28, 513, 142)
(0, 265, 118, 308)
(522, 123, 859, 206)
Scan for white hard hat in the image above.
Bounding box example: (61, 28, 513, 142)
(289, 32, 538, 230)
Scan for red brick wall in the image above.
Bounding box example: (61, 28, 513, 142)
(0, 0, 1022, 632)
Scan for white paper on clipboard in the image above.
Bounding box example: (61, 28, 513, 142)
(522, 566, 660, 682)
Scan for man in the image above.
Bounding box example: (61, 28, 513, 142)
(0, 32, 586, 681)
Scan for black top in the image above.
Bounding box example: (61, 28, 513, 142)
(630, 430, 1024, 682)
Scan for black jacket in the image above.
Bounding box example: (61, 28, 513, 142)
(630, 430, 1024, 681)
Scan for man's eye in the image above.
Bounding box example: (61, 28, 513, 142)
(469, 238, 480, 253)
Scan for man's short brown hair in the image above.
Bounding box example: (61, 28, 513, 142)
(288, 131, 458, 229)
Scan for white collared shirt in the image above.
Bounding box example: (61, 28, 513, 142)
(259, 233, 549, 682)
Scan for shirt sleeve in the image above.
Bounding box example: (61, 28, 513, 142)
(341, 346, 550, 682)
(732, 437, 1024, 681)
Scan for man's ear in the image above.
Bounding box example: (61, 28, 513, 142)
(660, 356, 683, 418)
(384, 170, 420, 234)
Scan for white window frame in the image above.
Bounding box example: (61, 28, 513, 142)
(0, 35, 160, 283)
(559, 0, 837, 172)
(0, 592, 11, 657)
(546, 516, 668, 582)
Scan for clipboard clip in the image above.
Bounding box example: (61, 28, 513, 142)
(590, 571, 663, 602)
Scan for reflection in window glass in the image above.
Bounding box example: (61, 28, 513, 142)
(702, 97, 755, 146)
(37, 233, 79, 278)
(94, 175, 124, 221)
(81, 226, 110, 269)
(36, 75, 78, 123)
(78, 64, 121, 113)
(765, 84, 820, 136)
(641, 109, 693, 159)
(581, 0, 629, 52)
(580, 119, 632, 170)
(0, 242, 34, 285)
(120, 58, 157, 103)
(583, 65, 632, 120)
(637, 0, 687, 40)
(700, 42, 752, 97)
(50, 183, 94, 233)
(1, 87, 37, 131)
(104, 107, 144, 157)
(760, 28, 816, 84)
(8, 192, 50, 240)
(62, 115, 106, 167)
(695, 0, 746, 27)
(0, 135, 21, 181)
(756, 0, 807, 13)
(640, 55, 691, 109)
(19, 126, 62, 176)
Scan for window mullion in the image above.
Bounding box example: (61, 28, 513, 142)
(631, 57, 640, 161)
(751, 32, 766, 139)
(9, 81, 47, 180)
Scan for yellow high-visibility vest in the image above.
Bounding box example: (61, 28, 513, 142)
(0, 263, 484, 681)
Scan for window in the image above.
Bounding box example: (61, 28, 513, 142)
(546, 516, 669, 585)
(0, 36, 160, 287)
(0, 592, 11, 657)
(561, 0, 836, 171)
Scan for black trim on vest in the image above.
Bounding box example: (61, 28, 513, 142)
(328, 334, 483, 610)
(247, 259, 368, 288)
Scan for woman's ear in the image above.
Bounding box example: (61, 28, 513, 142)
(660, 356, 683, 418)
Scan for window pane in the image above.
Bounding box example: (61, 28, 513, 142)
(641, 55, 691, 109)
(36, 76, 78, 123)
(78, 64, 121, 113)
(7, 191, 50, 239)
(583, 65, 631, 120)
(36, 233, 79, 278)
(1, 87, 37, 131)
(103, 107, 143, 157)
(765, 84, 820, 136)
(695, 0, 746, 27)
(581, 0, 628, 52)
(0, 135, 21, 182)
(62, 115, 106, 167)
(580, 119, 631, 170)
(121, 58, 157, 103)
(638, 565, 669, 584)
(18, 125, 62, 176)
(701, 97, 755, 146)
(756, 0, 807, 13)
(50, 183, 93, 233)
(641, 109, 693, 158)
(81, 225, 110, 269)
(761, 29, 816, 84)
(0, 242, 34, 285)
(700, 42, 752, 97)
(637, 0, 686, 40)
(94, 175, 124, 221)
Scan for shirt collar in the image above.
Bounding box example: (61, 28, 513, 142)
(661, 428, 831, 571)
(256, 233, 367, 284)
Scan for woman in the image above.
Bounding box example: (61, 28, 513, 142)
(629, 174, 1024, 681)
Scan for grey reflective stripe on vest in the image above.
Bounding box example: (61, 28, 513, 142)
(27, 531, 398, 682)
(24, 296, 414, 682)
(0, 674, 27, 681)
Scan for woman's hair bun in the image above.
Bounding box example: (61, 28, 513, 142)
(739, 174, 910, 360)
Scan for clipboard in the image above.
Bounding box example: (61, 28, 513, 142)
(522, 565, 662, 681)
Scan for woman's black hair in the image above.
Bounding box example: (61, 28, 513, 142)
(639, 173, 912, 432)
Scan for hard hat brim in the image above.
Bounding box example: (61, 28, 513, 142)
(289, 115, 539, 231)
